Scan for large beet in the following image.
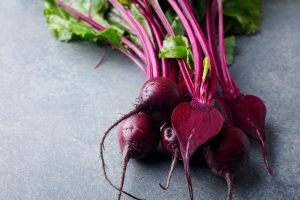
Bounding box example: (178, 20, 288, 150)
(172, 101, 223, 200)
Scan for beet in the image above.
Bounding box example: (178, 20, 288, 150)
(228, 94, 274, 176)
(205, 126, 250, 200)
(140, 77, 181, 124)
(171, 101, 223, 200)
(205, 0, 274, 176)
(117, 113, 159, 200)
(159, 125, 181, 190)
(99, 78, 180, 199)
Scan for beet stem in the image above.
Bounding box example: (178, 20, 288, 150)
(257, 130, 274, 176)
(167, 0, 202, 96)
(150, 0, 195, 94)
(55, 0, 146, 74)
(224, 173, 233, 200)
(176, 0, 218, 102)
(117, 147, 130, 200)
(205, 0, 226, 91)
(100, 107, 145, 200)
(159, 151, 178, 190)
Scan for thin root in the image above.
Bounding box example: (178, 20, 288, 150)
(117, 148, 129, 200)
(257, 130, 274, 176)
(99, 108, 145, 200)
(94, 48, 112, 69)
(224, 173, 233, 200)
(159, 151, 178, 190)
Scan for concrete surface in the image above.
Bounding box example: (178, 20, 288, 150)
(0, 0, 299, 199)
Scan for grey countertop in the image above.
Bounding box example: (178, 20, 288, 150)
(0, 0, 299, 200)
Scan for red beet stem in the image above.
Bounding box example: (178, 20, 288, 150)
(257, 130, 274, 176)
(159, 150, 179, 190)
(55, 0, 147, 75)
(150, 0, 195, 94)
(224, 173, 233, 200)
(167, 0, 202, 96)
(117, 146, 130, 200)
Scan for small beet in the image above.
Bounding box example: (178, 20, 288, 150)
(171, 101, 223, 200)
(117, 113, 159, 200)
(205, 126, 250, 200)
(228, 94, 274, 176)
(160, 125, 181, 157)
(159, 125, 181, 190)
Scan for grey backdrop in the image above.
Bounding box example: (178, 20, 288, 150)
(0, 0, 299, 199)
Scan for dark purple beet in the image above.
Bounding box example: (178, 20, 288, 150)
(118, 113, 159, 159)
(205, 126, 250, 200)
(140, 77, 181, 124)
(227, 94, 274, 176)
(159, 125, 181, 190)
(171, 101, 223, 200)
(117, 113, 159, 200)
(99, 77, 180, 199)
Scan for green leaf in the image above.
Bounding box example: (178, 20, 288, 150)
(223, 0, 262, 35)
(165, 10, 185, 35)
(224, 36, 236, 65)
(162, 36, 190, 48)
(159, 36, 193, 67)
(97, 28, 122, 45)
(119, 0, 131, 7)
(192, 0, 206, 21)
(44, 0, 111, 42)
(128, 35, 142, 48)
(160, 46, 191, 58)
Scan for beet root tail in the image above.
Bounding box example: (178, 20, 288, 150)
(117, 148, 130, 200)
(159, 152, 178, 190)
(99, 107, 145, 200)
(183, 157, 194, 200)
(224, 173, 233, 200)
(257, 130, 274, 176)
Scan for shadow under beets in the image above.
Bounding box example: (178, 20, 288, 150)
(137, 145, 208, 168)
(138, 146, 170, 166)
(236, 160, 262, 185)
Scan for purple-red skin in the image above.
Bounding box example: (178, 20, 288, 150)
(205, 0, 274, 176)
(117, 113, 159, 200)
(118, 113, 159, 159)
(227, 94, 274, 176)
(100, 77, 181, 199)
(171, 101, 223, 200)
(139, 77, 181, 125)
(205, 126, 250, 200)
(159, 125, 181, 190)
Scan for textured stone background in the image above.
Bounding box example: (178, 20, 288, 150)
(0, 0, 299, 199)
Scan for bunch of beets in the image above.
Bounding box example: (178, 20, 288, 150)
(54, 0, 273, 199)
